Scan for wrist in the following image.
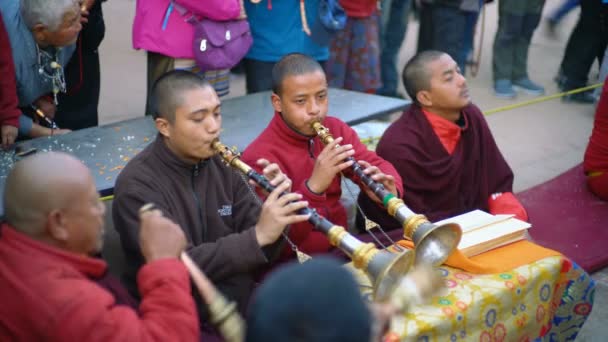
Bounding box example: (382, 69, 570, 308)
(305, 179, 325, 195)
(254, 225, 271, 247)
(29, 123, 51, 138)
(389, 185, 398, 197)
(144, 253, 179, 263)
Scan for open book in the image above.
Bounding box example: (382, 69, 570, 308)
(434, 210, 531, 257)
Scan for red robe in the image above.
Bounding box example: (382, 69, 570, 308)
(583, 79, 608, 200)
(243, 113, 403, 260)
(0, 13, 20, 128)
(0, 224, 200, 341)
(359, 103, 527, 228)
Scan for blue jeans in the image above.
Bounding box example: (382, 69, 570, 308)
(377, 0, 411, 96)
(417, 4, 467, 72)
(492, 0, 545, 81)
(461, 10, 480, 73)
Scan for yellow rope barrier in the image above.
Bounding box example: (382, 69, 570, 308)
(360, 136, 381, 145)
(483, 82, 602, 116)
(99, 82, 603, 198)
(360, 82, 603, 145)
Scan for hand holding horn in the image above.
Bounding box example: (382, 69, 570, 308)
(138, 204, 245, 342)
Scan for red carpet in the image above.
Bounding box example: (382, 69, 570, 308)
(517, 164, 608, 273)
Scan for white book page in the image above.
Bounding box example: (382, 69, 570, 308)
(461, 234, 525, 257)
(433, 210, 517, 234)
(458, 218, 530, 249)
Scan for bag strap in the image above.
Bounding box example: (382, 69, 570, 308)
(239, 0, 248, 19)
(165, 0, 247, 27)
(170, 0, 189, 16)
(162, 1, 198, 30)
(300, 0, 311, 35)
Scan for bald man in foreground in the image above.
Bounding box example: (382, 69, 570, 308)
(0, 152, 200, 341)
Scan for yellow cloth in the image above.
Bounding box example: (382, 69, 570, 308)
(396, 239, 562, 274)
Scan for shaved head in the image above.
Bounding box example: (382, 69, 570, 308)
(4, 152, 94, 236)
(272, 53, 325, 95)
(402, 50, 446, 105)
(151, 70, 213, 123)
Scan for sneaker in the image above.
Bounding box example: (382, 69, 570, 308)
(513, 78, 545, 96)
(554, 73, 567, 90)
(494, 79, 517, 99)
(562, 91, 597, 104)
(554, 73, 586, 93)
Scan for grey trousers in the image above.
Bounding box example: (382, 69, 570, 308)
(145, 52, 175, 116)
(492, 0, 545, 81)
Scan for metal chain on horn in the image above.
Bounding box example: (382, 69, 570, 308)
(340, 177, 403, 252)
(236, 171, 312, 264)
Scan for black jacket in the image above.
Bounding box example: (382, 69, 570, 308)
(113, 135, 280, 324)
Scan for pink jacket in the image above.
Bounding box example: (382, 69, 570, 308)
(132, 0, 240, 59)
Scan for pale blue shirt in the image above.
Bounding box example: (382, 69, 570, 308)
(0, 0, 75, 135)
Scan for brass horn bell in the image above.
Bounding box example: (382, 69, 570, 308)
(386, 197, 462, 266)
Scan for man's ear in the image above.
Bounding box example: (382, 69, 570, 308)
(417, 90, 432, 107)
(155, 117, 171, 138)
(271, 92, 282, 113)
(32, 24, 49, 46)
(46, 210, 69, 242)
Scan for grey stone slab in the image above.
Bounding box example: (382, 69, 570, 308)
(0, 89, 408, 216)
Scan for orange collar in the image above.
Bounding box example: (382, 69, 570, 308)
(422, 109, 466, 155)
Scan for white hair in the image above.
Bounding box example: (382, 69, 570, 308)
(20, 0, 78, 32)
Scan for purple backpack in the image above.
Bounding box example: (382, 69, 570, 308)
(168, 0, 252, 71)
(192, 18, 253, 71)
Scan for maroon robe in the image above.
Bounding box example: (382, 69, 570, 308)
(359, 103, 515, 228)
